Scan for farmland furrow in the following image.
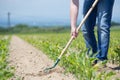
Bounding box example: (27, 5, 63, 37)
(9, 36, 76, 80)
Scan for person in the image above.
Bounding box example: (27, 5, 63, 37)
(70, 0, 114, 65)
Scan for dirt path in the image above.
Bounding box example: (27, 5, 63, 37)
(8, 36, 76, 80)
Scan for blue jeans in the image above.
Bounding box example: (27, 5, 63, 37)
(81, 0, 114, 60)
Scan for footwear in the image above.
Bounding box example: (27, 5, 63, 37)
(92, 60, 107, 68)
(92, 59, 98, 66)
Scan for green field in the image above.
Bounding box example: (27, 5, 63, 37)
(19, 27, 120, 80)
(0, 26, 120, 80)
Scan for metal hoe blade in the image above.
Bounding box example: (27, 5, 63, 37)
(44, 58, 60, 73)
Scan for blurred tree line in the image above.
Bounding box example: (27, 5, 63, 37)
(0, 21, 119, 34)
(0, 24, 70, 34)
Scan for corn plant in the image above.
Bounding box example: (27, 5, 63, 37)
(19, 33, 117, 80)
(114, 45, 120, 66)
(108, 31, 120, 65)
(0, 36, 14, 80)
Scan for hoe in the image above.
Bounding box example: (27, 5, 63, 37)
(44, 0, 99, 72)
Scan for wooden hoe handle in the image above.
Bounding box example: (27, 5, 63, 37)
(58, 0, 99, 59)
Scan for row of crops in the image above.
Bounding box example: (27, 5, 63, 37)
(19, 29, 120, 80)
(0, 35, 14, 80)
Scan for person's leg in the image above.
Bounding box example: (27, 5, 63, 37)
(82, 0, 97, 56)
(96, 0, 114, 60)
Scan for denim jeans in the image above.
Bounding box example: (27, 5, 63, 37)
(81, 0, 114, 60)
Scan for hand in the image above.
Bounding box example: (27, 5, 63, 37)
(71, 27, 78, 39)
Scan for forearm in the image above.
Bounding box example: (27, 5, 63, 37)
(70, 0, 79, 29)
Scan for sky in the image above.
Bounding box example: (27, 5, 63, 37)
(0, 0, 120, 27)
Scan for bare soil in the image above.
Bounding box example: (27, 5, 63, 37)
(8, 36, 76, 80)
